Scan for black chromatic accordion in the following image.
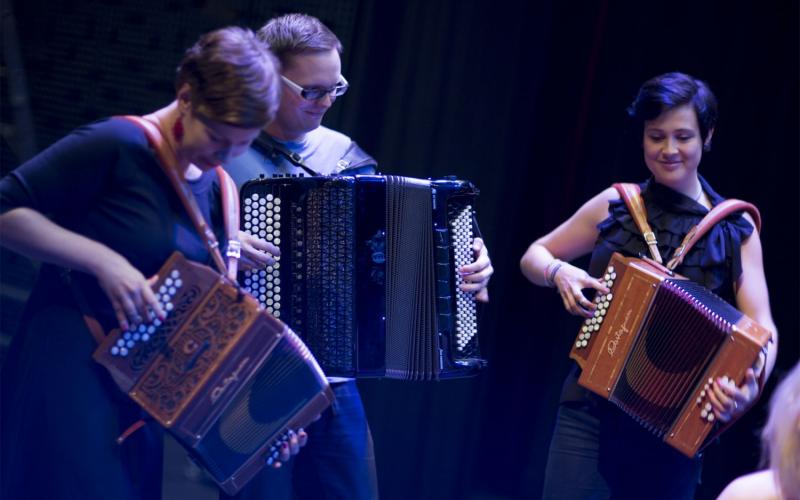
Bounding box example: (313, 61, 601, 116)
(94, 252, 333, 494)
(240, 175, 487, 380)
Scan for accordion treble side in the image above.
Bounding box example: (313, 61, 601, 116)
(93, 252, 333, 494)
(569, 252, 771, 457)
(240, 174, 487, 380)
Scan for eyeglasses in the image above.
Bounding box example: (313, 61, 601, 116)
(280, 74, 349, 101)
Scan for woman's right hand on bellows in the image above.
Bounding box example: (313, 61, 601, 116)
(551, 262, 609, 318)
(94, 252, 165, 331)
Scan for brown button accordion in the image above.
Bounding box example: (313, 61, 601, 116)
(93, 252, 334, 495)
(569, 252, 771, 457)
(240, 174, 487, 380)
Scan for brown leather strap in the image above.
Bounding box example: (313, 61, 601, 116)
(121, 115, 229, 276)
(666, 199, 761, 270)
(215, 166, 241, 281)
(612, 183, 663, 263)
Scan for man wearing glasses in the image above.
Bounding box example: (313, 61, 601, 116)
(224, 13, 375, 189)
(224, 12, 493, 500)
(222, 13, 380, 500)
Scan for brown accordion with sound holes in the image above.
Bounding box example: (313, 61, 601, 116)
(93, 252, 334, 495)
(239, 174, 487, 380)
(569, 188, 772, 457)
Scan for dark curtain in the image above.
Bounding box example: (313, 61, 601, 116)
(4, 0, 798, 499)
(348, 1, 799, 499)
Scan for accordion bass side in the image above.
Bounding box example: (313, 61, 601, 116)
(93, 252, 333, 495)
(240, 174, 487, 380)
(569, 252, 771, 457)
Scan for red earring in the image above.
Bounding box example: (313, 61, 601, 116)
(173, 118, 184, 143)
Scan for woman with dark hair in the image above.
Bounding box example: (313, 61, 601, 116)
(0, 27, 290, 500)
(521, 72, 778, 499)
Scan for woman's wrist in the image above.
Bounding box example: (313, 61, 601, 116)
(544, 259, 564, 287)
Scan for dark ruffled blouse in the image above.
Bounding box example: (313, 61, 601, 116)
(561, 175, 755, 405)
(589, 175, 754, 305)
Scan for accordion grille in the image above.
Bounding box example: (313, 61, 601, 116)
(610, 279, 740, 436)
(194, 333, 323, 481)
(305, 182, 355, 373)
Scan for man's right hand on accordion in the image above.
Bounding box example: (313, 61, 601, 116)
(458, 237, 493, 303)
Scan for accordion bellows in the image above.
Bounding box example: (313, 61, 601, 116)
(240, 174, 487, 380)
(94, 252, 333, 495)
(570, 252, 771, 457)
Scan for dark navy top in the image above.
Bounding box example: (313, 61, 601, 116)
(0, 116, 231, 499)
(0, 117, 225, 328)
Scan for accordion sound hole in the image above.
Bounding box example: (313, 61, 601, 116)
(199, 336, 319, 474)
(643, 319, 710, 373)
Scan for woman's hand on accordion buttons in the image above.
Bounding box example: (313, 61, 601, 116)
(459, 237, 493, 303)
(552, 263, 610, 318)
(238, 230, 280, 271)
(708, 369, 760, 423)
(94, 253, 165, 331)
(272, 428, 308, 468)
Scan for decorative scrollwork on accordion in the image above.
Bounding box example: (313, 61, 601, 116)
(93, 252, 333, 495)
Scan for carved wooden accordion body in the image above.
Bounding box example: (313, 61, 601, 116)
(93, 252, 333, 495)
(569, 252, 771, 457)
(240, 175, 486, 380)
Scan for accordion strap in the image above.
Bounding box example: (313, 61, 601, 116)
(216, 166, 241, 281)
(121, 115, 238, 279)
(252, 133, 320, 177)
(666, 199, 761, 271)
(612, 183, 663, 263)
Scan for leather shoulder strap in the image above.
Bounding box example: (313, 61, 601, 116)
(666, 199, 761, 270)
(215, 166, 241, 281)
(612, 183, 663, 264)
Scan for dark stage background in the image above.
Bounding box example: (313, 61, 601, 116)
(1, 0, 797, 498)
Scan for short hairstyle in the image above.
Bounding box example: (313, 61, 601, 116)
(256, 13, 343, 68)
(176, 27, 280, 129)
(627, 72, 718, 143)
(761, 362, 800, 498)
